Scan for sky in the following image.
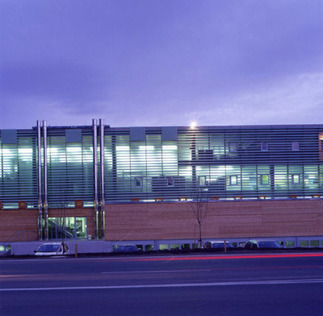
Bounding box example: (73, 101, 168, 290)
(1, 0, 323, 129)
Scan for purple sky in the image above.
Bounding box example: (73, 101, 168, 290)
(1, 0, 323, 129)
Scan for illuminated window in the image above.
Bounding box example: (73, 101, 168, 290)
(292, 142, 299, 151)
(261, 142, 268, 151)
(199, 176, 206, 185)
(292, 174, 300, 184)
(260, 174, 270, 185)
(46, 217, 87, 239)
(230, 175, 238, 185)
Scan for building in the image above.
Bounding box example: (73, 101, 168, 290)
(1, 121, 323, 249)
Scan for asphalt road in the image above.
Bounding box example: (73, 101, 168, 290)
(1, 252, 323, 316)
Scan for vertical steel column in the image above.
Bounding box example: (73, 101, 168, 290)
(93, 119, 99, 239)
(99, 119, 105, 239)
(37, 121, 42, 240)
(43, 120, 48, 240)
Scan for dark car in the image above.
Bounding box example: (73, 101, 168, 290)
(113, 244, 139, 253)
(204, 241, 235, 250)
(245, 240, 283, 249)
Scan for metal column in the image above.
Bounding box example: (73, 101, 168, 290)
(93, 119, 99, 239)
(43, 120, 48, 240)
(37, 121, 42, 240)
(99, 119, 105, 239)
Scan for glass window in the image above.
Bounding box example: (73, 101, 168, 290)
(260, 174, 270, 185)
(46, 217, 87, 240)
(300, 240, 309, 247)
(134, 177, 143, 187)
(304, 165, 319, 189)
(274, 165, 288, 190)
(261, 142, 268, 151)
(159, 244, 169, 251)
(319, 133, 323, 161)
(229, 142, 237, 152)
(230, 175, 238, 185)
(292, 174, 300, 184)
(292, 141, 299, 151)
(199, 176, 206, 186)
(242, 166, 257, 191)
(310, 240, 319, 247)
(166, 176, 174, 186)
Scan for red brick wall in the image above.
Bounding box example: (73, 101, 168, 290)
(105, 199, 323, 241)
(0, 209, 38, 242)
(1, 200, 322, 242)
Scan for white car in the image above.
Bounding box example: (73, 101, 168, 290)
(34, 242, 69, 256)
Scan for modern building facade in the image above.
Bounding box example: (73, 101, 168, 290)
(1, 121, 323, 248)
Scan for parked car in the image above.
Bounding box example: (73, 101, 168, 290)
(0, 244, 11, 257)
(113, 244, 139, 253)
(204, 241, 235, 250)
(245, 240, 283, 249)
(34, 242, 69, 256)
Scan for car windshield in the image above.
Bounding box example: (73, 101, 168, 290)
(37, 244, 60, 252)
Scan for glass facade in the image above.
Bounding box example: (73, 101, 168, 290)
(46, 217, 87, 239)
(0, 123, 322, 208)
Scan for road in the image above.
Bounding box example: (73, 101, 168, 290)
(1, 252, 323, 315)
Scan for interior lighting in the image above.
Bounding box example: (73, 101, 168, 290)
(139, 146, 154, 150)
(162, 145, 177, 150)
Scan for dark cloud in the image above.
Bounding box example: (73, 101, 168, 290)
(0, 60, 110, 112)
(1, 0, 323, 129)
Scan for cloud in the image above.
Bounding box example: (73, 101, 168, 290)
(195, 72, 323, 126)
(1, 0, 322, 129)
(0, 60, 110, 114)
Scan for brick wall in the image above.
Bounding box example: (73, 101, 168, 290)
(0, 209, 38, 242)
(105, 199, 323, 241)
(1, 200, 322, 242)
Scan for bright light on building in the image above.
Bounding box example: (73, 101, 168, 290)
(190, 121, 197, 129)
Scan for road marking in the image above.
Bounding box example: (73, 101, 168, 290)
(100, 269, 212, 274)
(135, 253, 323, 261)
(2, 252, 323, 263)
(1, 278, 323, 292)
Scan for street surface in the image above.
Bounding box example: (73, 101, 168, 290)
(1, 252, 323, 315)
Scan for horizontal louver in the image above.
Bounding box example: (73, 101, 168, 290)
(0, 124, 322, 208)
